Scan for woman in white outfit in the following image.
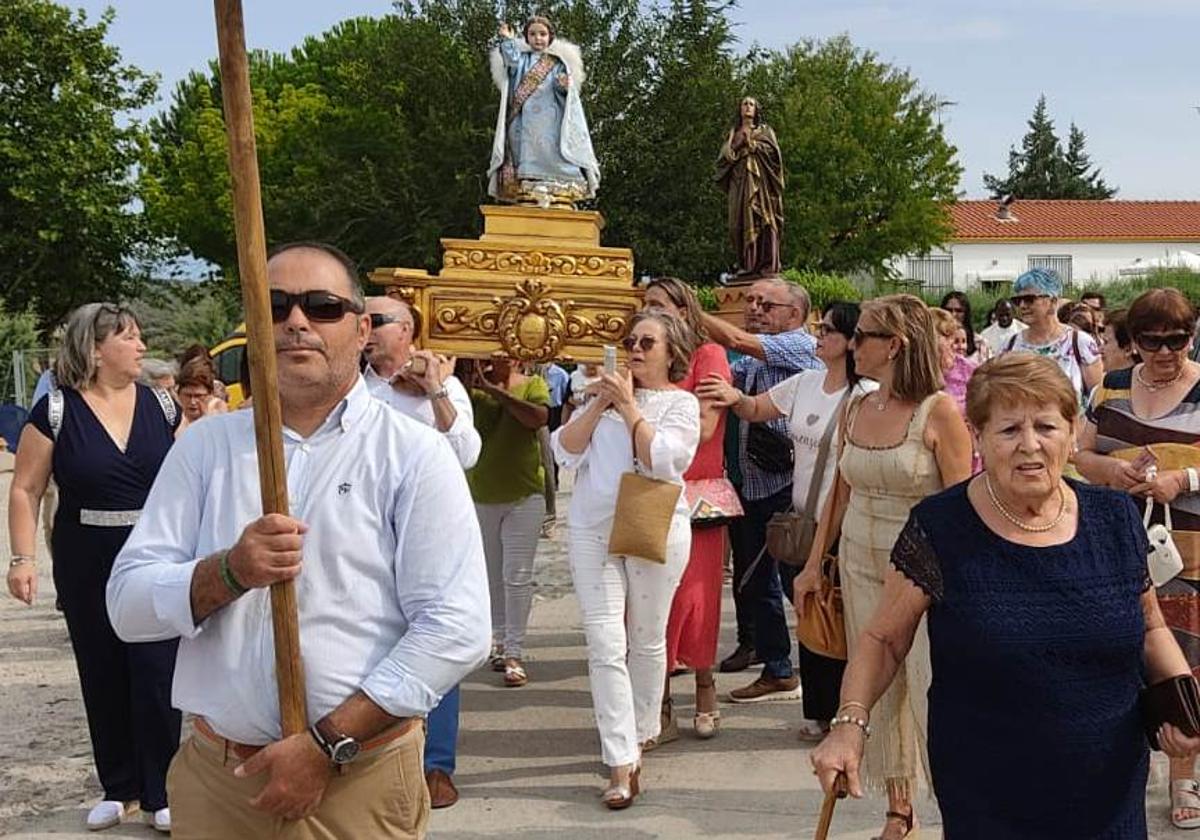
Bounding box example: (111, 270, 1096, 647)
(552, 312, 700, 810)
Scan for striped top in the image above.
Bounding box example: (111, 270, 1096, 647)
(1087, 367, 1200, 530)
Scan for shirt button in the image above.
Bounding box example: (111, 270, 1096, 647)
(300, 444, 310, 453)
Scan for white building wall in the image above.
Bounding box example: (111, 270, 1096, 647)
(944, 240, 1200, 289)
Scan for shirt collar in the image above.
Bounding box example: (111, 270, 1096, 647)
(283, 376, 372, 442)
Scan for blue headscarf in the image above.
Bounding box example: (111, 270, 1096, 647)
(1012, 267, 1062, 297)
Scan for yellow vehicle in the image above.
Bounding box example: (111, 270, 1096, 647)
(209, 323, 246, 409)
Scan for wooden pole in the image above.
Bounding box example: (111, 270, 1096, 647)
(213, 0, 307, 737)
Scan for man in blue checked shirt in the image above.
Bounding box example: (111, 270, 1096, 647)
(701, 277, 822, 702)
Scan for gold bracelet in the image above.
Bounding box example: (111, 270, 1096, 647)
(837, 700, 870, 717)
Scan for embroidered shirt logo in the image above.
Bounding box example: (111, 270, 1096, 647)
(337, 482, 351, 496)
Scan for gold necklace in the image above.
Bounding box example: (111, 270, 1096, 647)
(1135, 365, 1183, 392)
(984, 474, 1068, 533)
(874, 391, 891, 412)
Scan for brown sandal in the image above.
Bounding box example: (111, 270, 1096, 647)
(503, 658, 527, 687)
(602, 763, 641, 810)
(872, 808, 917, 840)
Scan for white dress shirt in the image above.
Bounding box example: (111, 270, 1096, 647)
(551, 388, 700, 532)
(106, 377, 491, 745)
(363, 366, 481, 469)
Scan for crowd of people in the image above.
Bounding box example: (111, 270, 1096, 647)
(6, 244, 1200, 838)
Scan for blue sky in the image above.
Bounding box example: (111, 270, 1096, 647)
(75, 0, 1200, 199)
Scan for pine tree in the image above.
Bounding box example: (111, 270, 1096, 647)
(1062, 123, 1116, 199)
(983, 95, 1117, 199)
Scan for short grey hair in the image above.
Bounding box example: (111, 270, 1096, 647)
(758, 277, 811, 320)
(139, 358, 178, 386)
(55, 303, 141, 390)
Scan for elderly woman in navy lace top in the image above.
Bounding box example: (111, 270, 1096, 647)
(812, 354, 1200, 839)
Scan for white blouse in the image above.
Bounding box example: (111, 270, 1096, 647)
(551, 388, 700, 532)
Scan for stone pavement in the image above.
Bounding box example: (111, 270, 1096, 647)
(0, 467, 1183, 837)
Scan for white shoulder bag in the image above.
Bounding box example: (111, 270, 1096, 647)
(1146, 498, 1183, 587)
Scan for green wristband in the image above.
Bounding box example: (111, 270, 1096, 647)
(218, 550, 248, 597)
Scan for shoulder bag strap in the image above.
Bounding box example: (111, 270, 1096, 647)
(152, 386, 178, 427)
(1005, 332, 1018, 352)
(800, 390, 852, 522)
(48, 389, 64, 440)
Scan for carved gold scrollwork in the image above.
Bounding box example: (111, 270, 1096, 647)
(443, 248, 631, 280)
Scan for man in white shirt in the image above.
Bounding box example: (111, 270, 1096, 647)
(363, 296, 480, 469)
(980, 298, 1025, 351)
(106, 242, 490, 839)
(363, 294, 479, 810)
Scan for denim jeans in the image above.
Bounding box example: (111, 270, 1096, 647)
(423, 685, 460, 775)
(729, 485, 794, 680)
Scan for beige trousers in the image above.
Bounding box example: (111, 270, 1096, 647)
(167, 723, 430, 839)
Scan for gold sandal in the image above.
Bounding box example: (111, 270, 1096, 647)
(602, 763, 641, 810)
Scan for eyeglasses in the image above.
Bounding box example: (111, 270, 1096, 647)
(177, 389, 211, 402)
(1135, 332, 1191, 353)
(368, 313, 409, 330)
(853, 328, 892, 343)
(747, 298, 795, 313)
(1010, 294, 1048, 308)
(621, 335, 659, 352)
(815, 323, 842, 337)
(270, 290, 364, 323)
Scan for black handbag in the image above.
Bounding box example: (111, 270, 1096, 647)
(746, 422, 793, 473)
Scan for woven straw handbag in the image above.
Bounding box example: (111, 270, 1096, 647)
(608, 433, 681, 564)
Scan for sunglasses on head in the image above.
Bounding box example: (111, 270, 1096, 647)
(368, 313, 408, 330)
(270, 290, 363, 323)
(1135, 332, 1191, 353)
(621, 335, 658, 352)
(1010, 294, 1048, 307)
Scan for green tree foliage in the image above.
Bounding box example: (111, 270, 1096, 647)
(142, 1, 961, 284)
(0, 0, 157, 328)
(983, 95, 1116, 199)
(129, 280, 243, 357)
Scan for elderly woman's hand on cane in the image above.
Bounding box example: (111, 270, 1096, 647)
(811, 723, 866, 799)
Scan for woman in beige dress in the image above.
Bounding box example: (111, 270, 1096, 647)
(797, 294, 972, 839)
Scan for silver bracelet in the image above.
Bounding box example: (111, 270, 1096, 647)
(8, 555, 35, 568)
(428, 386, 449, 401)
(830, 714, 872, 739)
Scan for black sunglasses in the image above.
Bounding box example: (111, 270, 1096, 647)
(853, 327, 892, 343)
(369, 313, 409, 330)
(621, 335, 658, 352)
(270, 290, 363, 323)
(1135, 332, 1191, 353)
(1010, 294, 1048, 307)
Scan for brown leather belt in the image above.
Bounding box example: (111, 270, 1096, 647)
(193, 715, 421, 762)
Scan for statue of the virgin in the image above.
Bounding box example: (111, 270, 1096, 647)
(488, 16, 600, 208)
(715, 96, 784, 277)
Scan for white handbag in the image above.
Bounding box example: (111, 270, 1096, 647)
(1146, 498, 1184, 587)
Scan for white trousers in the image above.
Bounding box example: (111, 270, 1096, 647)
(568, 516, 690, 768)
(476, 494, 546, 659)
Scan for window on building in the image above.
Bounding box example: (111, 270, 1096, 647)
(905, 254, 953, 293)
(1027, 255, 1073, 286)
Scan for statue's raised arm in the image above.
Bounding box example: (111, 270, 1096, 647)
(487, 16, 600, 208)
(715, 96, 784, 277)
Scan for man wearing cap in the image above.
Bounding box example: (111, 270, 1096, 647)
(107, 242, 491, 838)
(1000, 267, 1102, 402)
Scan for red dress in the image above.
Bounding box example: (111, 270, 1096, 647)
(666, 342, 730, 670)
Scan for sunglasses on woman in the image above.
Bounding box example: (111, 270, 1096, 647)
(853, 327, 892, 343)
(1135, 332, 1191, 353)
(270, 290, 364, 323)
(621, 335, 658, 352)
(1010, 294, 1048, 308)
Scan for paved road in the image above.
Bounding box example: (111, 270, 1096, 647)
(0, 467, 1182, 837)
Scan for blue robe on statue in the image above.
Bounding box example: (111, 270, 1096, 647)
(487, 36, 600, 201)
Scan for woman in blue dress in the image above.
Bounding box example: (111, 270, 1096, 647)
(6, 304, 181, 833)
(487, 16, 600, 206)
(811, 353, 1200, 839)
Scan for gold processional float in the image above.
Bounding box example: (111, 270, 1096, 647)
(369, 19, 781, 360)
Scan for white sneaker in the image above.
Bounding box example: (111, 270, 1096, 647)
(85, 800, 126, 831)
(144, 807, 171, 833)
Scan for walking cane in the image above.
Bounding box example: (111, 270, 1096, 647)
(212, 0, 308, 737)
(814, 772, 849, 840)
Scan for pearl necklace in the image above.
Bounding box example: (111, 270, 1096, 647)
(1135, 365, 1183, 392)
(984, 474, 1068, 533)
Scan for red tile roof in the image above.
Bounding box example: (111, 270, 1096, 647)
(949, 200, 1200, 242)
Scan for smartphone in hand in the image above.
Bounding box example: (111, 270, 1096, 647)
(603, 344, 617, 376)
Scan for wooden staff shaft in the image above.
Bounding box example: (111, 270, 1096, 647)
(213, 0, 307, 737)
